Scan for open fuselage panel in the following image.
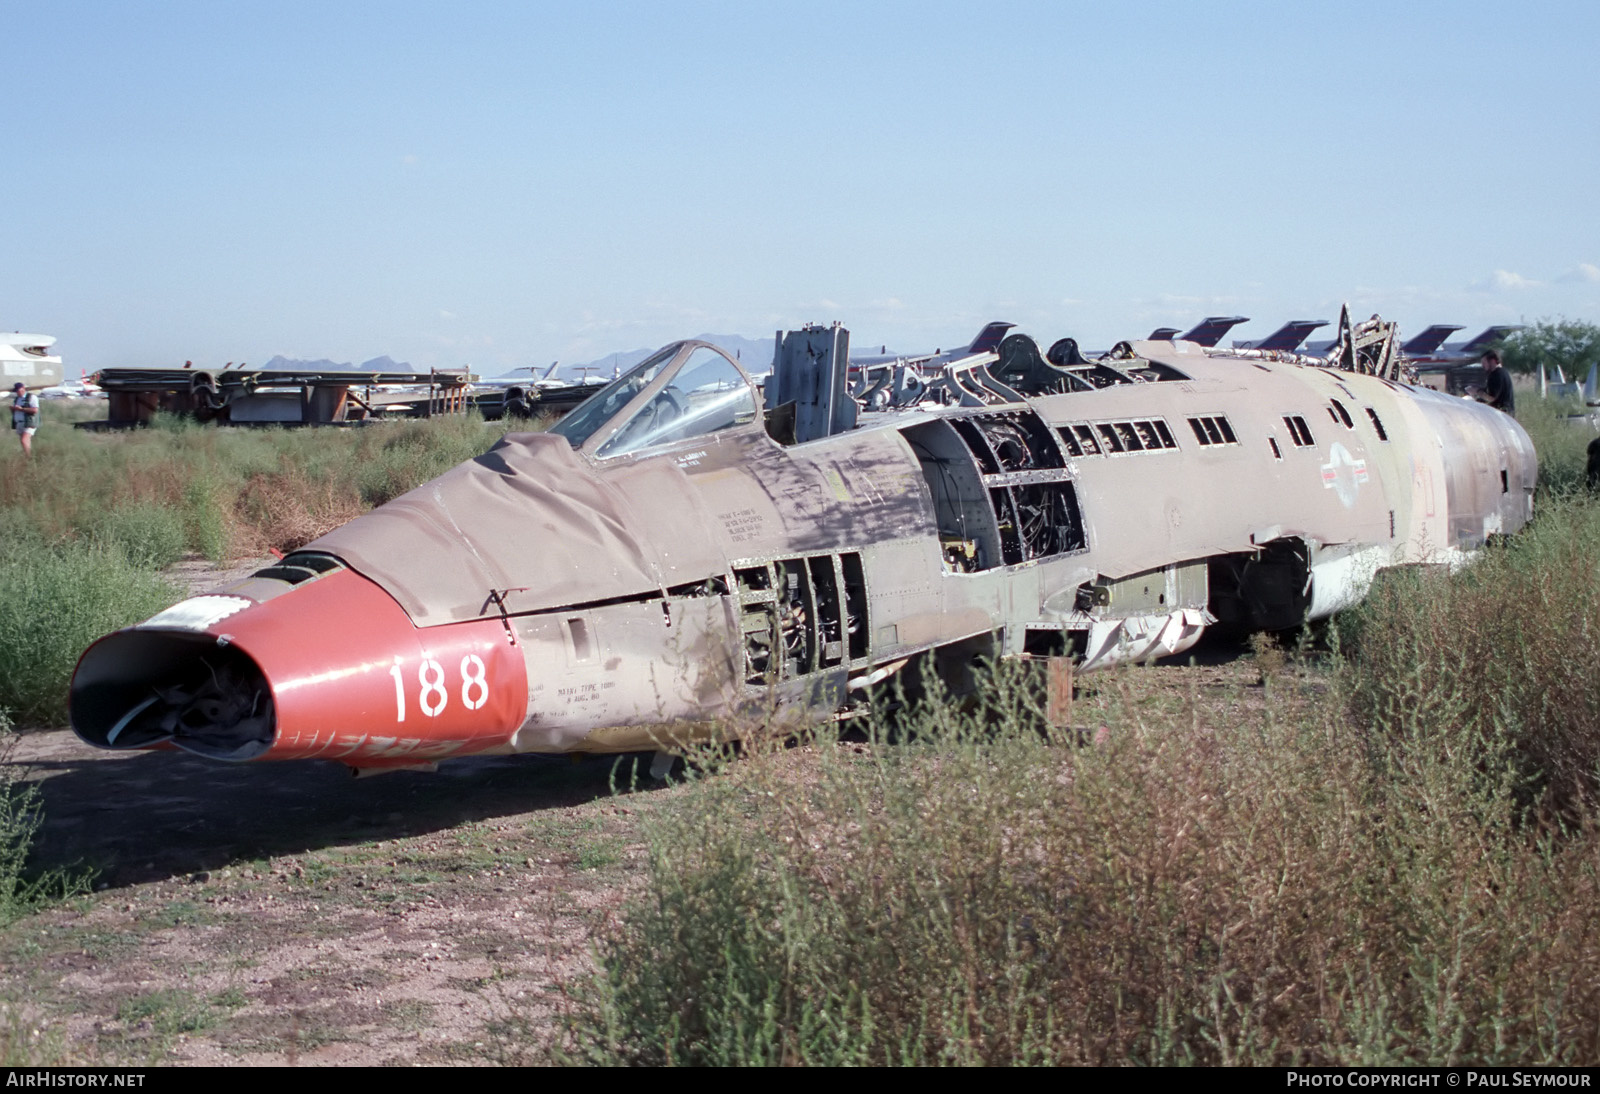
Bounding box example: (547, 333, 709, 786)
(903, 409, 1087, 573)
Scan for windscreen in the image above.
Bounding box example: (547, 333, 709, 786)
(597, 347, 756, 457)
(548, 344, 679, 450)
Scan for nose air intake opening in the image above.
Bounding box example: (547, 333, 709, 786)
(72, 632, 276, 762)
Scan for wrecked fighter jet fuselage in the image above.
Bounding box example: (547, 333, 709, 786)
(71, 324, 1536, 771)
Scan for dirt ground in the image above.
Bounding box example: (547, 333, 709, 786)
(6, 731, 678, 1064)
(0, 560, 1280, 1065)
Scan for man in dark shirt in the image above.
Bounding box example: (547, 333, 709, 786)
(1479, 350, 1514, 413)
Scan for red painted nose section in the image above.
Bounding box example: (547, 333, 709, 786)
(230, 568, 527, 763)
(72, 567, 528, 767)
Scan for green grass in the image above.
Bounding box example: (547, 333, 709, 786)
(147, 900, 214, 929)
(575, 837, 622, 871)
(1515, 394, 1595, 495)
(0, 531, 179, 726)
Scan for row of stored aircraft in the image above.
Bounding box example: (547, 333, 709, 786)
(845, 318, 1524, 384)
(1152, 316, 1521, 364)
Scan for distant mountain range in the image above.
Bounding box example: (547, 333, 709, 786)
(260, 336, 779, 381)
(499, 334, 777, 381)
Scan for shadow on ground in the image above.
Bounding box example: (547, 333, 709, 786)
(8, 731, 661, 889)
(14, 632, 1273, 893)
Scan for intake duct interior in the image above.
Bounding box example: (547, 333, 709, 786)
(72, 631, 276, 762)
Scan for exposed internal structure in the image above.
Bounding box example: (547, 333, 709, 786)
(908, 409, 1086, 571)
(736, 553, 868, 685)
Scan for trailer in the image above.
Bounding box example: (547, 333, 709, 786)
(85, 365, 475, 428)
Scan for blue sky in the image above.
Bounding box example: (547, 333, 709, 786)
(5, 1, 1597, 373)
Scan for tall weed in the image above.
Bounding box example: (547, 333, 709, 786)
(572, 641, 1600, 1064)
(84, 502, 186, 571)
(0, 712, 92, 926)
(1341, 496, 1600, 818)
(1516, 395, 1595, 495)
(357, 415, 504, 506)
(0, 537, 178, 726)
(181, 473, 233, 563)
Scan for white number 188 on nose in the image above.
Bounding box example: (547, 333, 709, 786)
(389, 655, 490, 722)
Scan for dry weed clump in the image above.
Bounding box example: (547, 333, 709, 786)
(573, 623, 1600, 1065)
(0, 406, 519, 562)
(234, 469, 365, 556)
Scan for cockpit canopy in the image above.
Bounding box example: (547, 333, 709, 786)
(549, 341, 759, 459)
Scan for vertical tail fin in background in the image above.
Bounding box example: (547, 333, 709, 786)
(1400, 325, 1465, 357)
(1178, 316, 1250, 347)
(1241, 320, 1329, 352)
(1460, 325, 1524, 354)
(965, 322, 1018, 354)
